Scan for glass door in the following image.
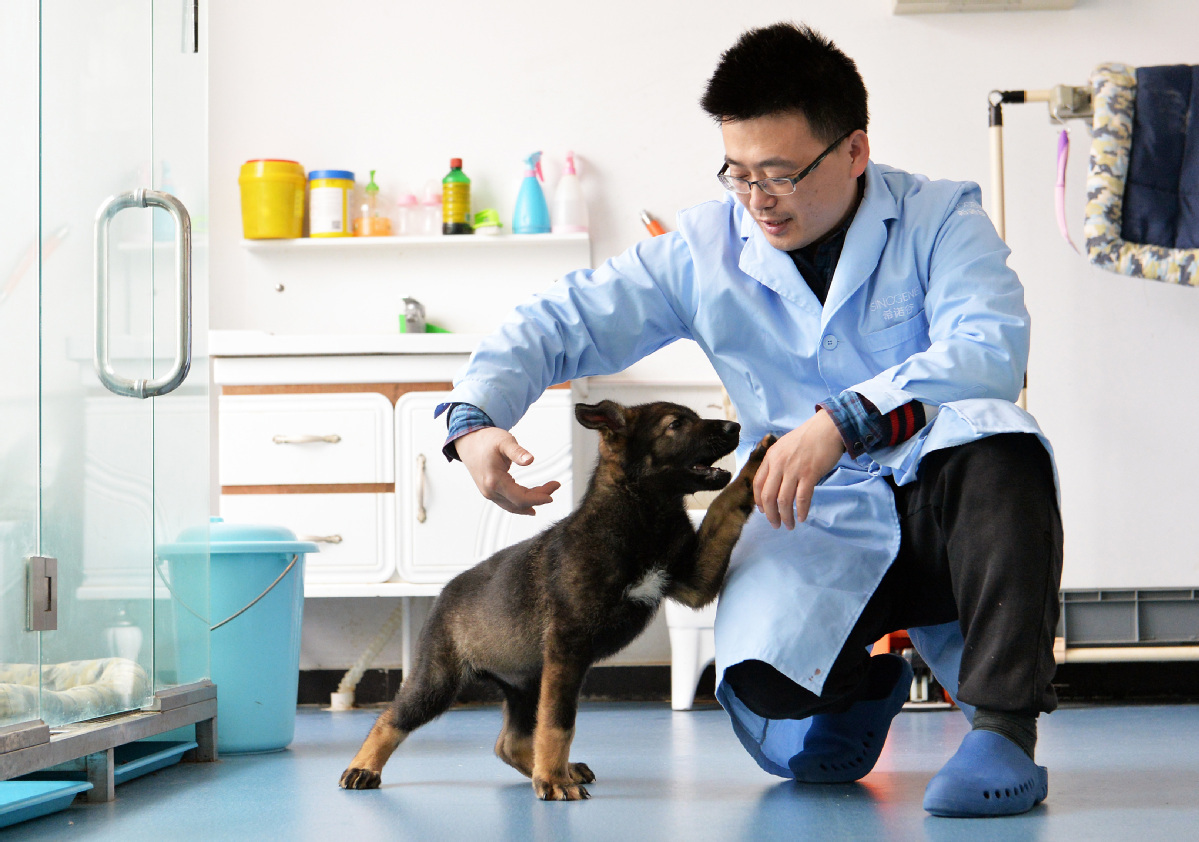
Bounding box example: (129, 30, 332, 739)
(30, 0, 209, 728)
(0, 1, 42, 729)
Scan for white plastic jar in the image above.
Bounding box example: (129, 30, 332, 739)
(307, 169, 354, 237)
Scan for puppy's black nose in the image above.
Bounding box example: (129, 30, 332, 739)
(722, 421, 739, 436)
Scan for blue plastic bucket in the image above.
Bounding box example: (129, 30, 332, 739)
(159, 518, 317, 754)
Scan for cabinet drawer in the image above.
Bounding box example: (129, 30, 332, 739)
(219, 393, 394, 486)
(220, 492, 396, 584)
(396, 389, 573, 583)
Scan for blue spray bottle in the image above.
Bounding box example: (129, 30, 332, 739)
(512, 151, 551, 234)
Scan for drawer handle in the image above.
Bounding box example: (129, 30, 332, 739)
(299, 534, 343, 544)
(416, 453, 427, 524)
(272, 434, 342, 445)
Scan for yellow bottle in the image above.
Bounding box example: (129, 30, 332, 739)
(442, 158, 472, 235)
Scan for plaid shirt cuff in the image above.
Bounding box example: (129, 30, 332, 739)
(817, 391, 927, 459)
(441, 402, 496, 461)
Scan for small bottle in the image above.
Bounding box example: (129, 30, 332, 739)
(354, 170, 392, 236)
(512, 151, 550, 234)
(551, 151, 588, 234)
(393, 193, 419, 236)
(420, 182, 442, 236)
(442, 158, 472, 235)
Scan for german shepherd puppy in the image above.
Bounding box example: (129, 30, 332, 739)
(339, 400, 774, 800)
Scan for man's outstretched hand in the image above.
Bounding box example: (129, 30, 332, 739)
(454, 427, 561, 515)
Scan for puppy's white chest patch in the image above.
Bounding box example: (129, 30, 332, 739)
(625, 567, 668, 606)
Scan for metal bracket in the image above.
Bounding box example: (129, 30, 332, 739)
(26, 556, 58, 631)
(1049, 84, 1094, 122)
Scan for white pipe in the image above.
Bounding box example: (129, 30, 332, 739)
(989, 123, 1006, 241)
(1056, 645, 1199, 664)
(330, 600, 405, 710)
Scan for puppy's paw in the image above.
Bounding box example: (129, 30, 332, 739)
(736, 434, 776, 484)
(750, 433, 777, 462)
(339, 766, 382, 790)
(534, 777, 591, 801)
(569, 762, 596, 784)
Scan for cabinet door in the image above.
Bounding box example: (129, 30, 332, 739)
(396, 390, 573, 583)
(220, 492, 395, 584)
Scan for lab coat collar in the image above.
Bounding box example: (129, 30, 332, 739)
(735, 161, 898, 320)
(735, 198, 820, 315)
(822, 162, 898, 327)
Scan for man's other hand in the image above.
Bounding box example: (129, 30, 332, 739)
(454, 427, 561, 516)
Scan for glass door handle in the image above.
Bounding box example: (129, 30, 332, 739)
(94, 189, 193, 399)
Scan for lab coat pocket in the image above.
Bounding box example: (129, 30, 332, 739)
(859, 310, 929, 352)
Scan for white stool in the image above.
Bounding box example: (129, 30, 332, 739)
(664, 598, 718, 710)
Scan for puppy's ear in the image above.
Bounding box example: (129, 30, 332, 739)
(575, 400, 627, 435)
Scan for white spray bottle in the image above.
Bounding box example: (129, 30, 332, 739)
(551, 151, 589, 234)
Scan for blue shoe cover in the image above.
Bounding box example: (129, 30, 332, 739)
(788, 654, 913, 783)
(923, 729, 1048, 817)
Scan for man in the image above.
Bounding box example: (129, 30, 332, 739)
(438, 22, 1063, 818)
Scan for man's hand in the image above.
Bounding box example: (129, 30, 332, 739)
(454, 427, 561, 516)
(753, 410, 846, 530)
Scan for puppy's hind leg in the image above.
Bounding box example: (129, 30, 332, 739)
(493, 679, 538, 778)
(339, 634, 464, 790)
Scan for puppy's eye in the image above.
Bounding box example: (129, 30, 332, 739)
(666, 418, 682, 431)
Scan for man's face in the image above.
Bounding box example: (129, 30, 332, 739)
(720, 112, 868, 252)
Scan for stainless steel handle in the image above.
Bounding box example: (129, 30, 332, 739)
(183, 0, 199, 54)
(272, 434, 342, 445)
(416, 454, 427, 524)
(94, 189, 192, 399)
(298, 534, 343, 545)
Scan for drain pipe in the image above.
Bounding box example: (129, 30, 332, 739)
(329, 600, 405, 711)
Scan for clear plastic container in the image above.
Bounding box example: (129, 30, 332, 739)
(420, 182, 443, 236)
(353, 170, 392, 236)
(393, 193, 419, 236)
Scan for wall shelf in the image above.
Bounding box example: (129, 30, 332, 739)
(241, 232, 589, 251)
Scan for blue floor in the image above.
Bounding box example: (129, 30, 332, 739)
(6, 700, 1199, 841)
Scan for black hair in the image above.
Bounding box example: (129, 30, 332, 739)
(700, 22, 869, 142)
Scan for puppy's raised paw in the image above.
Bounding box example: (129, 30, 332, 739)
(339, 767, 382, 790)
(737, 434, 777, 482)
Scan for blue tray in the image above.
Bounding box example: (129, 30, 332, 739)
(0, 780, 92, 829)
(18, 740, 198, 787)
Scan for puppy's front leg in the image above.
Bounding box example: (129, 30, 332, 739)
(531, 637, 594, 801)
(668, 434, 775, 608)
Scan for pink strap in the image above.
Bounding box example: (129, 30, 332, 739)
(1056, 129, 1080, 253)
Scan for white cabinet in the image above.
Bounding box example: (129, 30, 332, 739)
(211, 362, 575, 593)
(395, 389, 574, 583)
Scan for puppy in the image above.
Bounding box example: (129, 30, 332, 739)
(339, 400, 774, 800)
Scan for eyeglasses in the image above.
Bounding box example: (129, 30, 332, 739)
(718, 130, 854, 196)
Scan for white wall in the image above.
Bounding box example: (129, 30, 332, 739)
(210, 0, 1199, 671)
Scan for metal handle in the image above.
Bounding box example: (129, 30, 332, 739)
(94, 189, 192, 399)
(272, 434, 342, 445)
(416, 453, 427, 524)
(298, 534, 343, 544)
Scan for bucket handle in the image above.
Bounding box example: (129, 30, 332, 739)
(154, 554, 299, 631)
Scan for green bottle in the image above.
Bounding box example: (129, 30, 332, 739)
(442, 158, 472, 235)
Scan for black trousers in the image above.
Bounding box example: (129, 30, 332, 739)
(724, 433, 1064, 719)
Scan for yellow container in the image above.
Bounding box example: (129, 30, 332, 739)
(238, 159, 305, 239)
(307, 170, 355, 237)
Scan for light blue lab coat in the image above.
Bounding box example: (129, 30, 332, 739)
(445, 160, 1055, 777)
